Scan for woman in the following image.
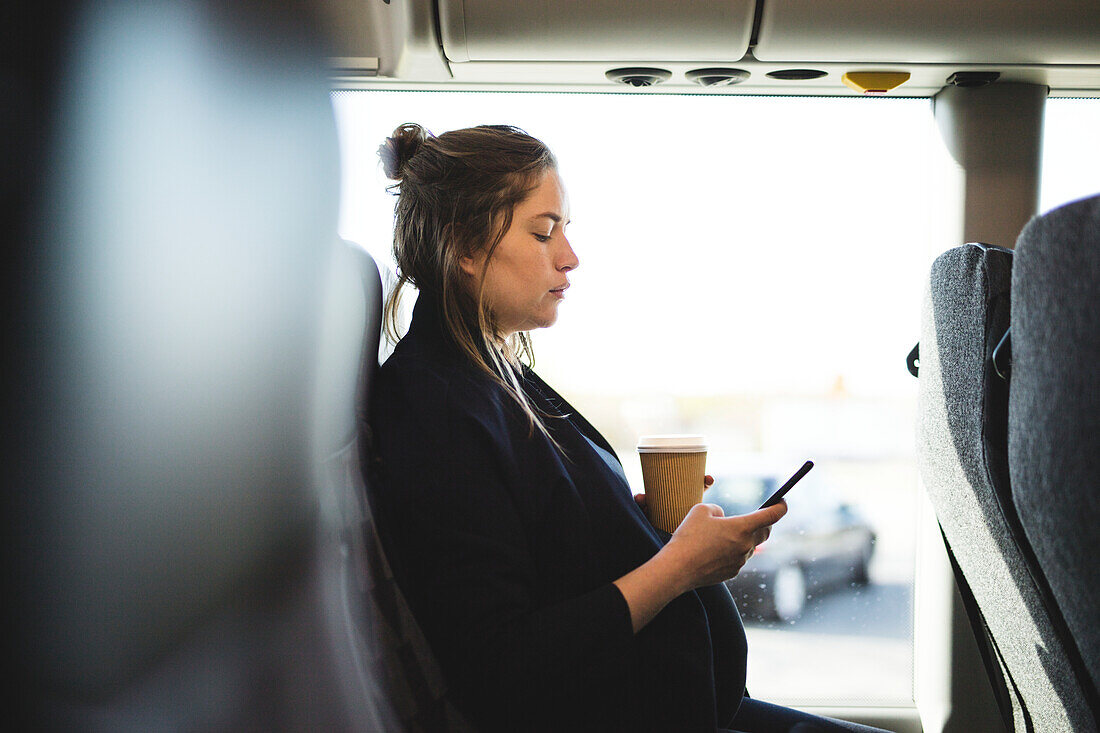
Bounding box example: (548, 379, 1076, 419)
(369, 123, 886, 733)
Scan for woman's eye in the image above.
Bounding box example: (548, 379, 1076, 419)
(533, 233, 551, 243)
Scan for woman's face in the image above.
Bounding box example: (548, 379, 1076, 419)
(462, 169, 578, 337)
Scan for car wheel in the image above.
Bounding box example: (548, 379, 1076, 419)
(852, 541, 873, 586)
(771, 564, 806, 622)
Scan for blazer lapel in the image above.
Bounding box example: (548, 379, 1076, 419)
(520, 367, 621, 460)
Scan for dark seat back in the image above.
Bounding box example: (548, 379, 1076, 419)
(1009, 194, 1100, 720)
(10, 4, 391, 728)
(918, 241, 1098, 731)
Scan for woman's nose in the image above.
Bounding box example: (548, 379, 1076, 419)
(558, 236, 579, 272)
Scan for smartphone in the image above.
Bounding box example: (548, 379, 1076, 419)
(758, 460, 814, 509)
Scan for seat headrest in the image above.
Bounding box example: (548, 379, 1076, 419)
(1009, 193, 1100, 707)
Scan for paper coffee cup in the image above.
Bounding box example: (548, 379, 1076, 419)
(636, 435, 708, 533)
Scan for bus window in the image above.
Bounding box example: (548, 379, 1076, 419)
(1042, 98, 1100, 213)
(333, 90, 959, 706)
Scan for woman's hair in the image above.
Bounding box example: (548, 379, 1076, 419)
(379, 123, 559, 439)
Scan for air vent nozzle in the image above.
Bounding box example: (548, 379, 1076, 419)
(947, 71, 1001, 88)
(606, 67, 672, 87)
(686, 68, 750, 87)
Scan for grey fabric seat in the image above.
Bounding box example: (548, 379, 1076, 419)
(917, 240, 1098, 731)
(315, 241, 405, 731)
(329, 243, 476, 733)
(1009, 194, 1100, 722)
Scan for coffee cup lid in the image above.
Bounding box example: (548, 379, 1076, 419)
(636, 434, 708, 453)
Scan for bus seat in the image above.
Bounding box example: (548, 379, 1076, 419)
(1008, 194, 1100, 721)
(314, 239, 405, 730)
(337, 244, 476, 733)
(11, 3, 391, 728)
(917, 241, 1097, 731)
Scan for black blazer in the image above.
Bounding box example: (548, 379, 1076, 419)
(369, 295, 747, 732)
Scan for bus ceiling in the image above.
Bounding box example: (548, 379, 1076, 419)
(321, 0, 1100, 97)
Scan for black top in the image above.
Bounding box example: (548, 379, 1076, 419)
(369, 294, 747, 732)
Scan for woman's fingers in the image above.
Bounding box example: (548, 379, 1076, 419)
(667, 498, 790, 588)
(699, 502, 725, 518)
(740, 499, 788, 527)
(634, 493, 646, 507)
(704, 474, 714, 487)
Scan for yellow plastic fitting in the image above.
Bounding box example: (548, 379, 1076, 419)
(842, 71, 911, 94)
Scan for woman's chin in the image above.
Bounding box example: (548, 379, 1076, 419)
(537, 313, 560, 330)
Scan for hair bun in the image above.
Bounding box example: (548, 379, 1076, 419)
(379, 123, 429, 181)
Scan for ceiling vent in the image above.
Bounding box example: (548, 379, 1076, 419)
(686, 68, 751, 87)
(766, 69, 827, 81)
(606, 67, 672, 87)
(947, 71, 1001, 88)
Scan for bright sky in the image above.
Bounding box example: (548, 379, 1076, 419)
(332, 93, 1100, 398)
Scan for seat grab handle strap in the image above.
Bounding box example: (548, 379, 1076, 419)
(907, 343, 920, 378)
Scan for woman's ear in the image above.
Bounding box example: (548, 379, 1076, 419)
(449, 223, 482, 280)
(459, 252, 480, 279)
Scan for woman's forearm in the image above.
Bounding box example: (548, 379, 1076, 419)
(613, 546, 692, 633)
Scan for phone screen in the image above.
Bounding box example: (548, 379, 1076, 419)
(758, 460, 814, 509)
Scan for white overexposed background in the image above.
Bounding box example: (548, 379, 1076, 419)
(333, 91, 1100, 706)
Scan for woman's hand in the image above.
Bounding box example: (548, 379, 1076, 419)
(616, 475, 786, 633)
(661, 500, 787, 590)
(632, 475, 784, 588)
